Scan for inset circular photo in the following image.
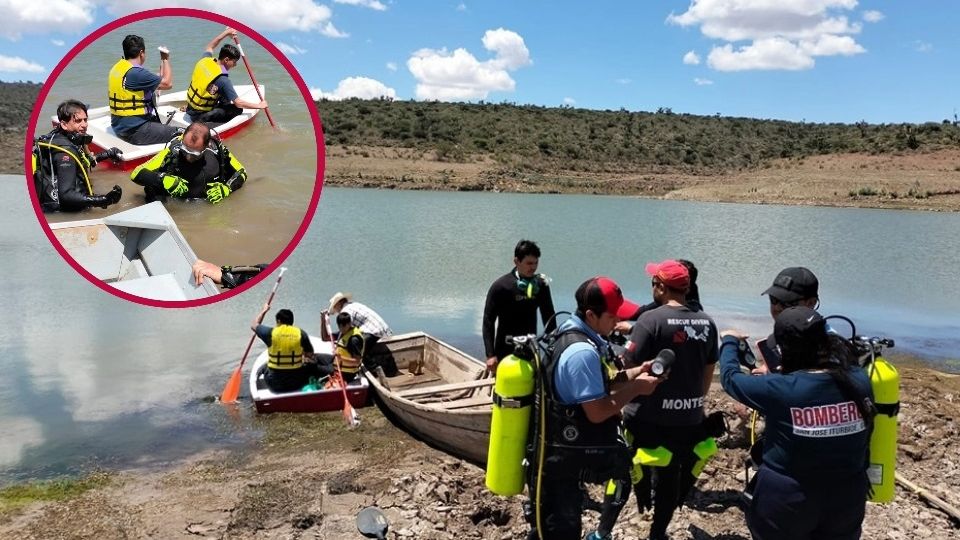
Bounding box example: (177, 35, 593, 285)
(26, 9, 323, 306)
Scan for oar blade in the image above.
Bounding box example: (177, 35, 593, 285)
(356, 506, 389, 539)
(220, 366, 243, 403)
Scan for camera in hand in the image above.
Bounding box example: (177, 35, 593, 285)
(650, 349, 675, 377)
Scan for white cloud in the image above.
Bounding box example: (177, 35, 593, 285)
(51, 39, 65, 46)
(333, 0, 387, 10)
(0, 54, 45, 73)
(914, 41, 933, 53)
(694, 77, 714, 85)
(386, 61, 398, 71)
(863, 10, 884, 23)
(311, 76, 397, 100)
(2, 0, 95, 40)
(457, 3, 467, 11)
(563, 97, 576, 105)
(708, 39, 814, 71)
(277, 42, 307, 55)
(683, 50, 701, 65)
(407, 28, 531, 101)
(101, 0, 348, 36)
(616, 78, 632, 85)
(668, 0, 867, 71)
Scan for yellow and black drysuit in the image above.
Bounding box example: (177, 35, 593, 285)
(129, 134, 246, 204)
(525, 322, 632, 540)
(32, 129, 122, 212)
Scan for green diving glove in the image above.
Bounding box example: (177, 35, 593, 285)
(206, 182, 231, 204)
(161, 174, 189, 197)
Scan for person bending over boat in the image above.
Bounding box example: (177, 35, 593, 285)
(109, 34, 180, 145)
(130, 121, 246, 204)
(322, 292, 392, 366)
(185, 27, 268, 126)
(192, 259, 267, 289)
(483, 239, 557, 374)
(252, 305, 322, 394)
(33, 99, 123, 212)
(314, 312, 365, 383)
(720, 307, 873, 540)
(525, 277, 661, 540)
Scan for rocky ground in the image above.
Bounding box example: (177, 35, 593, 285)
(0, 360, 957, 540)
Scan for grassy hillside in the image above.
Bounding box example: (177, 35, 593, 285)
(0, 82, 40, 128)
(318, 98, 960, 174)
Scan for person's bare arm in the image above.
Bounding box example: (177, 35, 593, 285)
(157, 47, 172, 90)
(205, 27, 237, 55)
(251, 303, 269, 332)
(581, 361, 662, 423)
(233, 97, 269, 110)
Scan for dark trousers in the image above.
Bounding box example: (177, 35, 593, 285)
(599, 421, 702, 539)
(264, 363, 324, 394)
(313, 353, 358, 382)
(190, 103, 242, 127)
(747, 466, 867, 540)
(526, 465, 585, 540)
(120, 120, 180, 145)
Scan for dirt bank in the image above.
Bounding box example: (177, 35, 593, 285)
(1, 362, 957, 540)
(323, 145, 960, 212)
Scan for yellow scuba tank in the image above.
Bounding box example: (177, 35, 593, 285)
(864, 341, 899, 503)
(486, 336, 537, 496)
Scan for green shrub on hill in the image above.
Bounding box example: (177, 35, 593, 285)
(318, 98, 960, 173)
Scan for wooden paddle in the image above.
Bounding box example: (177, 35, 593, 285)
(324, 316, 360, 427)
(219, 267, 287, 403)
(231, 36, 276, 129)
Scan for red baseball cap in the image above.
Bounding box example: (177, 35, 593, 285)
(645, 259, 691, 290)
(575, 276, 639, 319)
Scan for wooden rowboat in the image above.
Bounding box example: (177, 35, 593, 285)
(364, 332, 494, 465)
(50, 84, 264, 170)
(49, 201, 219, 300)
(249, 336, 371, 414)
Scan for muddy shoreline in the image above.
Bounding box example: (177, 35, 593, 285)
(1, 361, 957, 540)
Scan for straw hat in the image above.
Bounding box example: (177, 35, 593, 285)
(328, 291, 352, 314)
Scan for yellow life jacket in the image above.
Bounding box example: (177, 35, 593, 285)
(108, 58, 148, 117)
(186, 56, 224, 112)
(336, 327, 364, 374)
(267, 325, 304, 370)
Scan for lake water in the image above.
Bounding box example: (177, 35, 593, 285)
(1, 177, 959, 483)
(31, 15, 319, 266)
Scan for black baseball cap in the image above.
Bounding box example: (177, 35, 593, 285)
(774, 306, 826, 353)
(762, 267, 819, 303)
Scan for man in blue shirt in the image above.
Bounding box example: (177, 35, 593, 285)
(185, 27, 269, 126)
(108, 34, 180, 145)
(526, 276, 661, 540)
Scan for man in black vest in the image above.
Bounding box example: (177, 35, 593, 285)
(526, 276, 661, 540)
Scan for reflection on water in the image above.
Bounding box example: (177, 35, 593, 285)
(32, 16, 319, 266)
(2, 179, 959, 482)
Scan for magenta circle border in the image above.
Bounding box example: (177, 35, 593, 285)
(23, 7, 325, 309)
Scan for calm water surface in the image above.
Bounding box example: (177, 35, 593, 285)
(2, 179, 958, 483)
(31, 16, 319, 266)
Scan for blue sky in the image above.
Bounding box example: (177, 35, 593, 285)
(1, 1, 957, 124)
